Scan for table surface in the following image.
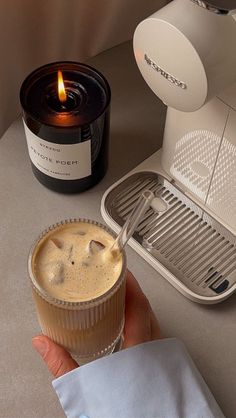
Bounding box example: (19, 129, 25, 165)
(1, 41, 235, 418)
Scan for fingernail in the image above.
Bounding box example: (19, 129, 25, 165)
(32, 337, 49, 357)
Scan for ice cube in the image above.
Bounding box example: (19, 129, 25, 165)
(47, 261, 64, 285)
(68, 245, 73, 260)
(88, 240, 105, 255)
(50, 238, 63, 249)
(81, 261, 89, 267)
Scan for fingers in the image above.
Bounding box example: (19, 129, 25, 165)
(123, 271, 161, 349)
(32, 335, 78, 378)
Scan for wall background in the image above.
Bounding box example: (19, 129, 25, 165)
(0, 0, 167, 137)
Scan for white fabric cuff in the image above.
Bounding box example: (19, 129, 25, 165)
(52, 338, 224, 418)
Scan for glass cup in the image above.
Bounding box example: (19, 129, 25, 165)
(28, 218, 127, 364)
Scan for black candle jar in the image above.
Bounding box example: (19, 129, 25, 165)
(20, 62, 111, 193)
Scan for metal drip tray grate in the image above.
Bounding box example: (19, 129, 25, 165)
(104, 172, 236, 301)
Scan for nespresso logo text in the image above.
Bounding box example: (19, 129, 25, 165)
(144, 54, 187, 90)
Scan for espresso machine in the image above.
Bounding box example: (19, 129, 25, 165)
(101, 0, 236, 303)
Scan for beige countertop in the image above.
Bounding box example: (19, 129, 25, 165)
(0, 41, 235, 418)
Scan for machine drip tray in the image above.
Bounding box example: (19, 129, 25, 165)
(102, 171, 236, 303)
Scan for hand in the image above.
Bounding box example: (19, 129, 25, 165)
(123, 270, 161, 349)
(32, 271, 161, 378)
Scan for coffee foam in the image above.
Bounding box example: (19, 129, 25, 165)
(33, 222, 122, 302)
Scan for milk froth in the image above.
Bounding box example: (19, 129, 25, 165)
(33, 221, 122, 302)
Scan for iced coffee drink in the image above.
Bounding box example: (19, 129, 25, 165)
(28, 219, 126, 363)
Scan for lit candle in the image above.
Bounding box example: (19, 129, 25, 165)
(20, 62, 111, 193)
(58, 70, 67, 104)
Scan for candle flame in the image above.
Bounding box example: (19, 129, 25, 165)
(57, 70, 67, 103)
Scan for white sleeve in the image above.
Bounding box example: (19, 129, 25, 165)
(52, 338, 225, 418)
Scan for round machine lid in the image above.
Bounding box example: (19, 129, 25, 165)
(133, 18, 208, 112)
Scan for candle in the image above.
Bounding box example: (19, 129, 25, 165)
(20, 62, 111, 193)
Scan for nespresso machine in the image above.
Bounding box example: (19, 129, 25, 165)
(101, 0, 236, 303)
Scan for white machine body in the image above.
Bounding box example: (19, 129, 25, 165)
(101, 0, 236, 303)
(133, 0, 236, 112)
(133, 0, 236, 234)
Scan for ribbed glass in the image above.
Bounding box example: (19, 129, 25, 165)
(28, 219, 127, 364)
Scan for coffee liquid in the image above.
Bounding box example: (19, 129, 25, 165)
(30, 220, 126, 362)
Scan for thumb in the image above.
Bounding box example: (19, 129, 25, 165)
(32, 335, 78, 378)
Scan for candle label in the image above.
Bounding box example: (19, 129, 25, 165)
(23, 122, 92, 180)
